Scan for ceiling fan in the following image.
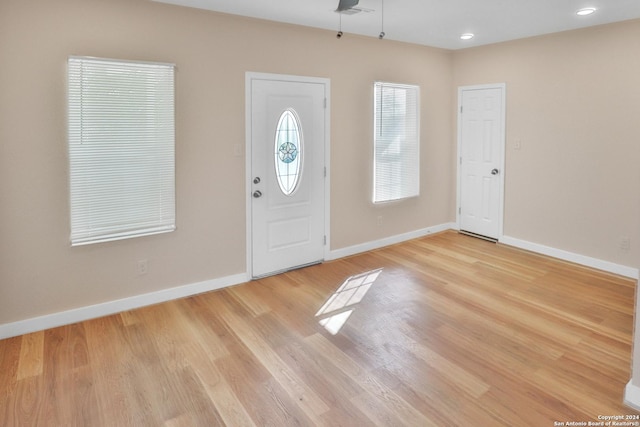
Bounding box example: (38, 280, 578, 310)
(335, 0, 374, 15)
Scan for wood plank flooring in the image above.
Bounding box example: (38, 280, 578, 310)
(1, 231, 639, 426)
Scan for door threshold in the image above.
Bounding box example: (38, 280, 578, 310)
(459, 230, 498, 243)
(253, 260, 323, 280)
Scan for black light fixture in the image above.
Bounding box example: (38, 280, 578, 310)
(378, 0, 385, 39)
(334, 0, 385, 40)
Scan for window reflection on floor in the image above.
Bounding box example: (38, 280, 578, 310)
(316, 268, 383, 335)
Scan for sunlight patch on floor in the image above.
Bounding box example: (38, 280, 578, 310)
(315, 268, 382, 335)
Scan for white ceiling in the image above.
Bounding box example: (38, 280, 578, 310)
(153, 0, 640, 49)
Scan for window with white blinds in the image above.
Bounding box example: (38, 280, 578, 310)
(373, 82, 420, 203)
(68, 56, 176, 246)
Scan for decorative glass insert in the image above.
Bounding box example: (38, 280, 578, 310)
(274, 109, 303, 195)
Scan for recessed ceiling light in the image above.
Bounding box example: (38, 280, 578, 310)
(460, 33, 474, 40)
(576, 7, 596, 16)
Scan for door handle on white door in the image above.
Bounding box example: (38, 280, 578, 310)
(253, 190, 262, 198)
(491, 168, 499, 175)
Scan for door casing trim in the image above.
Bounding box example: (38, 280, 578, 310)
(456, 83, 506, 240)
(245, 72, 331, 279)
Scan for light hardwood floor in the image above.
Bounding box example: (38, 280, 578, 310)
(1, 231, 639, 426)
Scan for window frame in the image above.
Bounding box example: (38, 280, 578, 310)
(372, 81, 421, 204)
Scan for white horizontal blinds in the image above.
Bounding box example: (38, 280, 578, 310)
(68, 57, 176, 246)
(373, 82, 420, 203)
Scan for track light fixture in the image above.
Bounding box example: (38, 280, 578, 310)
(333, 0, 386, 40)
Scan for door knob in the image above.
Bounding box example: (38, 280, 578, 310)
(491, 168, 499, 175)
(253, 177, 261, 184)
(253, 190, 262, 198)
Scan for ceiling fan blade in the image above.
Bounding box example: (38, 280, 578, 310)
(336, 0, 360, 12)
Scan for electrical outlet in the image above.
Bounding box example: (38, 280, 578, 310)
(137, 259, 148, 275)
(620, 237, 631, 251)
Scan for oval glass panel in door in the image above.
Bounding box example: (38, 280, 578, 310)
(274, 109, 303, 196)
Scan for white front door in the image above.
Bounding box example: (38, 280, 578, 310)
(458, 85, 505, 240)
(248, 74, 328, 278)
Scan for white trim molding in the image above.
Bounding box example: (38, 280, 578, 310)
(500, 235, 639, 279)
(3, 224, 637, 340)
(327, 222, 456, 261)
(329, 226, 639, 281)
(0, 273, 248, 340)
(625, 381, 640, 411)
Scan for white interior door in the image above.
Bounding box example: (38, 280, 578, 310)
(248, 75, 327, 278)
(458, 85, 505, 240)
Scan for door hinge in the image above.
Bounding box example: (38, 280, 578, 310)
(459, 207, 461, 215)
(324, 235, 327, 245)
(460, 157, 462, 165)
(324, 98, 327, 108)
(460, 106, 463, 114)
(324, 166, 327, 177)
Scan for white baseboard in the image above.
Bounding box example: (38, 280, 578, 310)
(500, 235, 639, 280)
(625, 381, 640, 411)
(0, 224, 454, 340)
(327, 222, 457, 261)
(0, 273, 249, 340)
(3, 225, 637, 340)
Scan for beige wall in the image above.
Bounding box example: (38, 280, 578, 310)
(453, 20, 640, 268)
(452, 22, 640, 392)
(1, 0, 638, 334)
(0, 0, 454, 324)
